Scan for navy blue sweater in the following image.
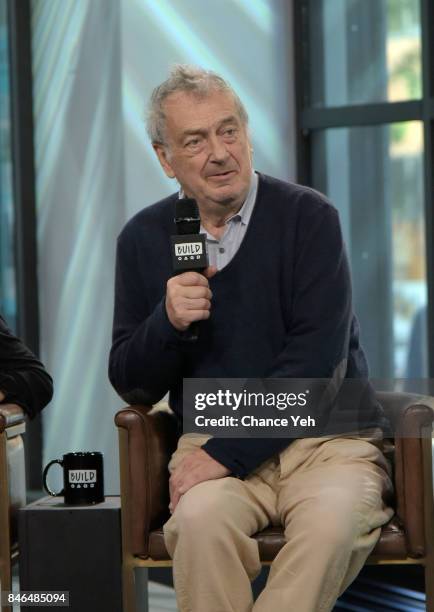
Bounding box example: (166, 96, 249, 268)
(109, 173, 384, 478)
(0, 314, 53, 418)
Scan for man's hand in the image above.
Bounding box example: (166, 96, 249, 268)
(166, 266, 217, 331)
(169, 448, 230, 513)
(0, 390, 5, 402)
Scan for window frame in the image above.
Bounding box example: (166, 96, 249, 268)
(294, 0, 434, 378)
(7, 0, 42, 490)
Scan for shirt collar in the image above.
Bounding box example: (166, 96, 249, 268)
(229, 171, 258, 226)
(178, 171, 258, 228)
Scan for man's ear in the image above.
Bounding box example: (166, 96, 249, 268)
(153, 143, 176, 178)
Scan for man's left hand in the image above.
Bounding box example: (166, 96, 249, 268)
(169, 448, 230, 513)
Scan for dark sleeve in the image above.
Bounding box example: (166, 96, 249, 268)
(266, 204, 352, 378)
(202, 203, 353, 478)
(108, 233, 193, 406)
(0, 315, 53, 418)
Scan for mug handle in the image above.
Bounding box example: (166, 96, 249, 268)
(42, 459, 64, 496)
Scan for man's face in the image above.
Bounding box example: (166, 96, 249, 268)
(153, 89, 253, 211)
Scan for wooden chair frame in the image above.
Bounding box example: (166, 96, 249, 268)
(116, 393, 434, 612)
(0, 404, 26, 612)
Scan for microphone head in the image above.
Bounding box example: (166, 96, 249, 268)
(175, 198, 201, 235)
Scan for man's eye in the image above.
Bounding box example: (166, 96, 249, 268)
(186, 138, 201, 147)
(223, 128, 237, 137)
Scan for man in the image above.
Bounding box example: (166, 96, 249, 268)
(0, 314, 53, 418)
(109, 65, 393, 612)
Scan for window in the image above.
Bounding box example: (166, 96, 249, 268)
(308, 0, 422, 108)
(295, 0, 434, 379)
(0, 0, 16, 329)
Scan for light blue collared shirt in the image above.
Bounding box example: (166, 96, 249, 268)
(179, 171, 258, 270)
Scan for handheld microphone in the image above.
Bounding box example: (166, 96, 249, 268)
(171, 198, 209, 339)
(171, 198, 208, 271)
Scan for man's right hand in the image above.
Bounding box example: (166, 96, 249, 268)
(166, 266, 217, 331)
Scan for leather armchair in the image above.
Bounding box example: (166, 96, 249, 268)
(115, 392, 434, 612)
(0, 404, 26, 607)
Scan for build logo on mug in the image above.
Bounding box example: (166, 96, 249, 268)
(43, 452, 105, 505)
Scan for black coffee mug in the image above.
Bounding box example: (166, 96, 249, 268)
(43, 452, 105, 505)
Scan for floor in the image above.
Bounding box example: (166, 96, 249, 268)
(143, 582, 178, 612)
(144, 565, 427, 611)
(11, 566, 426, 611)
(11, 570, 177, 612)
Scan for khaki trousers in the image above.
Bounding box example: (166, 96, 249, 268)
(163, 432, 394, 612)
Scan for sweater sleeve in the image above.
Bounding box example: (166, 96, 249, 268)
(0, 315, 53, 418)
(202, 202, 353, 478)
(108, 232, 193, 406)
(267, 203, 352, 379)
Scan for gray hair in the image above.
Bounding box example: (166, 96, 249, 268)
(146, 64, 249, 145)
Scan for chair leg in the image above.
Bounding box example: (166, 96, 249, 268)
(425, 559, 434, 612)
(122, 562, 137, 612)
(122, 564, 149, 612)
(0, 562, 12, 612)
(0, 430, 11, 612)
(134, 567, 149, 612)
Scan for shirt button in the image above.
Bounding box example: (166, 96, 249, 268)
(219, 247, 225, 254)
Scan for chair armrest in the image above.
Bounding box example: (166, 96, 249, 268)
(115, 405, 178, 557)
(0, 404, 26, 433)
(0, 403, 26, 558)
(376, 391, 434, 557)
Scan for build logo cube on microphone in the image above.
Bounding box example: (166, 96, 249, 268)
(172, 197, 208, 271)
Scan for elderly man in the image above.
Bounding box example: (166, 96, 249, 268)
(109, 65, 393, 612)
(0, 314, 53, 417)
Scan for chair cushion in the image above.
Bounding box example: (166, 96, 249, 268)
(144, 517, 409, 562)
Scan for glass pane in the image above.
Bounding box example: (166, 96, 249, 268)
(309, 0, 422, 108)
(312, 121, 426, 379)
(0, 0, 16, 329)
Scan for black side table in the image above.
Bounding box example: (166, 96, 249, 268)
(18, 496, 123, 612)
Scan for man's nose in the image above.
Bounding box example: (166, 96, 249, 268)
(208, 135, 229, 162)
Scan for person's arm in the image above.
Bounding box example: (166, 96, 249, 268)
(267, 203, 352, 379)
(0, 315, 53, 418)
(201, 202, 353, 478)
(108, 233, 213, 405)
